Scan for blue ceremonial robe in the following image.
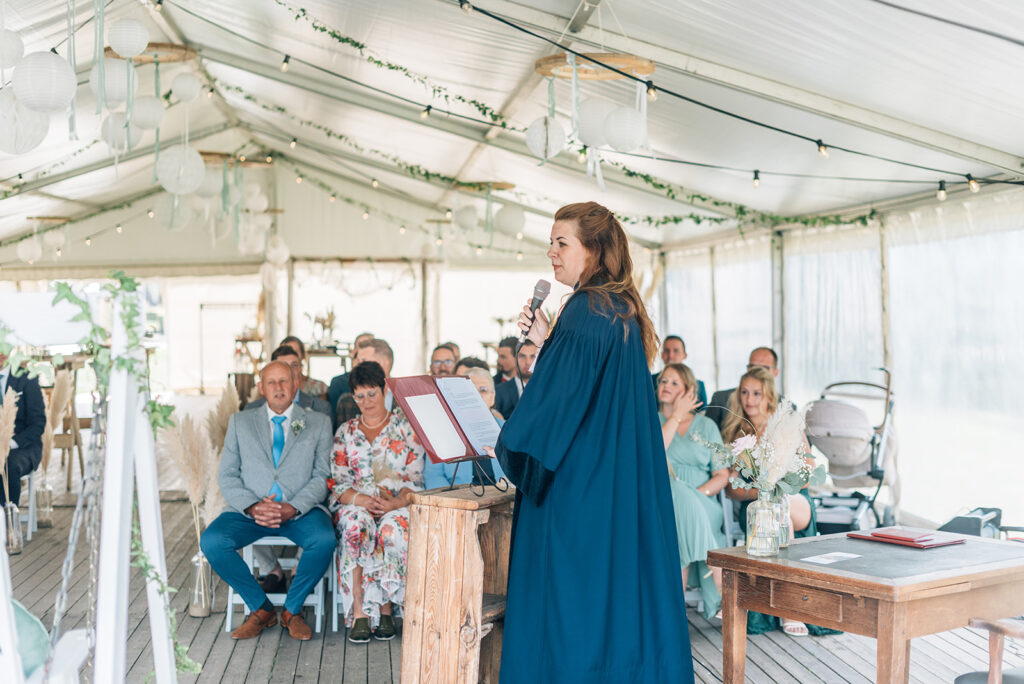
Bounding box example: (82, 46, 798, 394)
(495, 291, 694, 684)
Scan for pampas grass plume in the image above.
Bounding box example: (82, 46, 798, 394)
(0, 387, 20, 503)
(41, 370, 74, 473)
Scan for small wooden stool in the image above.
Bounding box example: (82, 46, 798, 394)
(401, 485, 514, 684)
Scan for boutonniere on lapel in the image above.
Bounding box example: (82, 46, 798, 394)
(291, 418, 305, 436)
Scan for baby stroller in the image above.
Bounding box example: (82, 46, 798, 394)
(804, 369, 899, 533)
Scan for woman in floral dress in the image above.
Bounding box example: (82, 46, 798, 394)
(328, 361, 424, 643)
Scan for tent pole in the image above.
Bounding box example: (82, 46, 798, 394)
(771, 230, 785, 395)
(420, 260, 428, 374)
(879, 220, 893, 371)
(709, 246, 720, 390)
(286, 257, 295, 336)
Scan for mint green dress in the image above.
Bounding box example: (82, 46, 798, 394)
(659, 413, 727, 618)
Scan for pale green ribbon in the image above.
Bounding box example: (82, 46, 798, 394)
(93, 0, 104, 114)
(151, 56, 160, 182)
(65, 0, 78, 140)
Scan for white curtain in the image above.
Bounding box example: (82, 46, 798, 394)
(663, 250, 716, 391)
(710, 238, 772, 393)
(782, 225, 884, 408)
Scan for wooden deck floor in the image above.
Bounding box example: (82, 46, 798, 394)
(12, 486, 1024, 682)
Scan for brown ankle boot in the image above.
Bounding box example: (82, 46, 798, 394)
(281, 609, 312, 640)
(231, 608, 277, 639)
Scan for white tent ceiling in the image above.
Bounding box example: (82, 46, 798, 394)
(0, 0, 1021, 273)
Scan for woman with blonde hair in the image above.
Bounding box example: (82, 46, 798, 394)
(657, 362, 729, 619)
(487, 201, 694, 683)
(723, 366, 829, 637)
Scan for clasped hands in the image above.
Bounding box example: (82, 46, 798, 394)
(354, 487, 410, 517)
(247, 497, 298, 528)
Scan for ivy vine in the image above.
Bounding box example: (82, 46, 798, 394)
(272, 0, 512, 128)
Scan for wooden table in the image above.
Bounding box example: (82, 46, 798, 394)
(708, 533, 1024, 683)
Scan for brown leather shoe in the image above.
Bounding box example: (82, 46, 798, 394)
(281, 609, 312, 640)
(231, 608, 277, 639)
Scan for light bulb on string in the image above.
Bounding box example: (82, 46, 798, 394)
(459, 0, 473, 14)
(516, 231, 523, 241)
(936, 181, 947, 201)
(362, 211, 370, 220)
(239, 154, 246, 162)
(154, 0, 163, 10)
(266, 154, 273, 163)
(399, 226, 406, 235)
(290, 138, 297, 149)
(56, 248, 62, 257)
(816, 140, 829, 159)
(966, 174, 980, 193)
(435, 236, 443, 246)
(147, 210, 154, 218)
(329, 194, 336, 202)
(280, 55, 291, 73)
(445, 209, 453, 219)
(420, 105, 431, 120)
(371, 178, 379, 189)
(476, 246, 483, 256)
(207, 87, 214, 99)
(578, 147, 587, 164)
(296, 175, 302, 184)
(752, 170, 760, 188)
(116, 224, 123, 233)
(646, 81, 657, 102)
(516, 251, 524, 261)
(85, 237, 92, 247)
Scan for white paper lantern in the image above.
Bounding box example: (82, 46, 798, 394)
(171, 72, 201, 103)
(153, 192, 195, 232)
(0, 88, 50, 155)
(247, 192, 269, 213)
(108, 18, 149, 59)
(495, 205, 525, 234)
(578, 99, 616, 148)
(17, 237, 42, 264)
(265, 235, 290, 268)
(90, 58, 138, 106)
(454, 205, 478, 231)
(12, 51, 76, 113)
(252, 213, 273, 231)
(42, 230, 66, 251)
(157, 145, 205, 195)
(132, 95, 164, 129)
(238, 224, 267, 255)
(525, 115, 566, 160)
(194, 166, 224, 198)
(101, 112, 143, 153)
(244, 182, 262, 198)
(0, 30, 25, 69)
(603, 106, 646, 152)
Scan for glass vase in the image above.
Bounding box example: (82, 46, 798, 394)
(745, 491, 779, 557)
(4, 503, 23, 555)
(35, 482, 54, 528)
(773, 492, 792, 548)
(188, 551, 213, 617)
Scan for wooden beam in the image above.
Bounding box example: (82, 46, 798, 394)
(462, 0, 1024, 176)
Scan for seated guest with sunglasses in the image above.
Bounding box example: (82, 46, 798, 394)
(423, 367, 506, 489)
(328, 361, 425, 643)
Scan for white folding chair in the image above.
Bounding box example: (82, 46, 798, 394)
(18, 470, 37, 542)
(224, 536, 327, 633)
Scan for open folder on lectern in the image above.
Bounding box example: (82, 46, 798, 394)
(389, 375, 502, 464)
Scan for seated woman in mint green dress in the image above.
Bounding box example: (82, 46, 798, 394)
(657, 362, 730, 619)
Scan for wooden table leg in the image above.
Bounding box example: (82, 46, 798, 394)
(877, 600, 910, 684)
(721, 569, 748, 684)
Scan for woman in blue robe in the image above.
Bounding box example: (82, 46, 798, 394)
(492, 202, 694, 684)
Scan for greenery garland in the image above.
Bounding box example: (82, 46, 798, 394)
(220, 83, 489, 191)
(272, 0, 512, 128)
(0, 140, 101, 200)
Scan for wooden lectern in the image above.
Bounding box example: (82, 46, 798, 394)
(401, 485, 514, 684)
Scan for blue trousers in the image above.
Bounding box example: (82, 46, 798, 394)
(200, 508, 335, 615)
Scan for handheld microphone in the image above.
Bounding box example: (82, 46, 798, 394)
(519, 279, 551, 344)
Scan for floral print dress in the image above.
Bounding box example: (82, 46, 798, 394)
(329, 412, 425, 628)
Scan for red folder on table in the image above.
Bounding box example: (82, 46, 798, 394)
(846, 527, 966, 549)
(389, 375, 499, 465)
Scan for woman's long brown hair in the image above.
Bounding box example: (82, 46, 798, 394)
(554, 201, 658, 364)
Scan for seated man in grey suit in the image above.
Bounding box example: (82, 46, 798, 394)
(200, 360, 335, 641)
(705, 346, 780, 429)
(0, 352, 45, 506)
(246, 345, 332, 420)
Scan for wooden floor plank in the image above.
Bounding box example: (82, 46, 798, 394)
(367, 633, 393, 683)
(342, 636, 368, 684)
(389, 637, 402, 684)
(763, 628, 868, 683)
(292, 628, 328, 683)
(268, 621, 303, 683)
(319, 628, 348, 684)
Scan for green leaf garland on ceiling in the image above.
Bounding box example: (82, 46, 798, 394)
(272, 0, 512, 128)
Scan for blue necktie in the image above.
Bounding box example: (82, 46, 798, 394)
(269, 415, 286, 501)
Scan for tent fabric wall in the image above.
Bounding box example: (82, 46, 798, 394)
(710, 239, 772, 392)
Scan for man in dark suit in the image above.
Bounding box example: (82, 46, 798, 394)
(0, 354, 46, 506)
(493, 336, 517, 386)
(652, 335, 707, 409)
(494, 340, 538, 420)
(705, 346, 780, 429)
(327, 332, 374, 419)
(246, 345, 332, 421)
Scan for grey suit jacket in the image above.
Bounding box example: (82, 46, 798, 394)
(245, 391, 332, 422)
(218, 404, 333, 518)
(703, 388, 735, 430)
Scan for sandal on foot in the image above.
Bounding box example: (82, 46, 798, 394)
(781, 619, 809, 637)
